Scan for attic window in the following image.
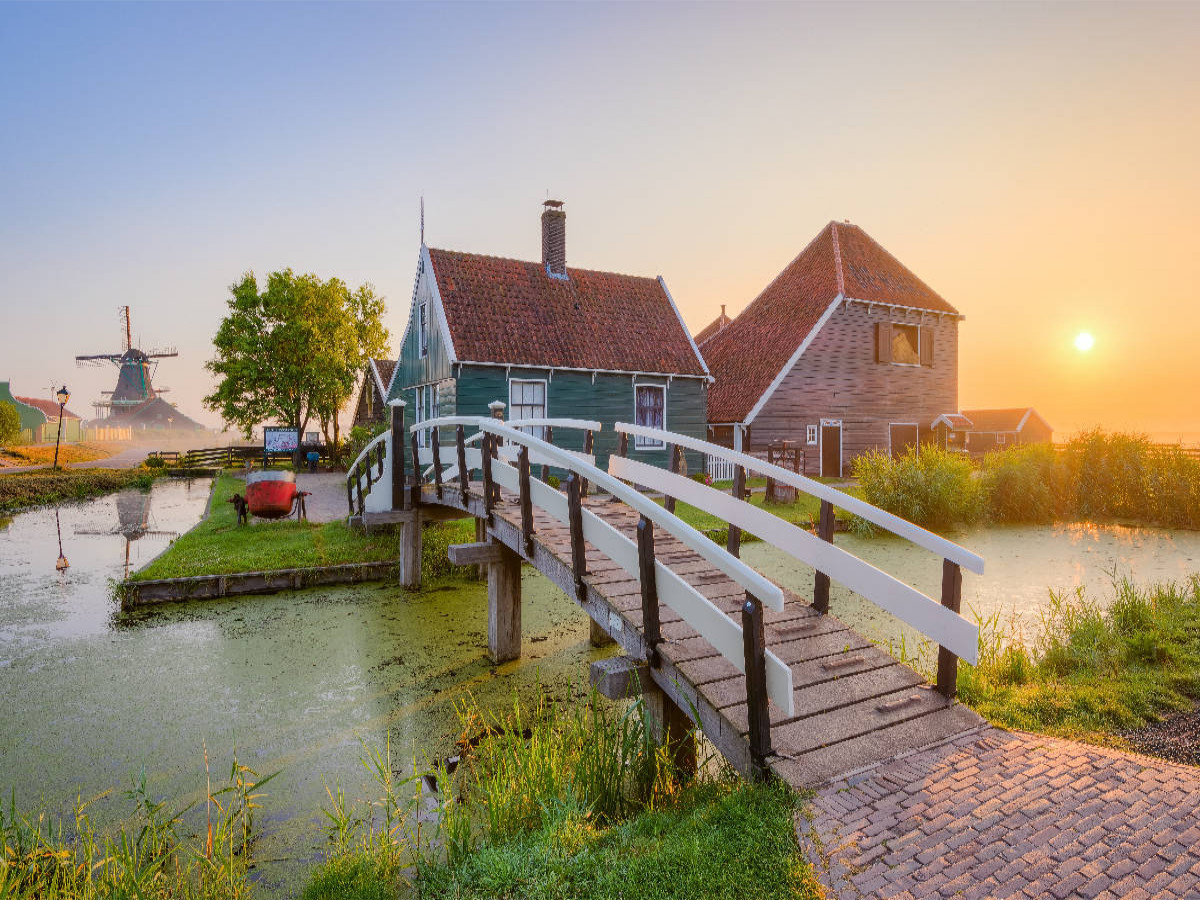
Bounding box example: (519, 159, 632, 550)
(875, 322, 934, 367)
(419, 301, 429, 359)
(891, 325, 920, 365)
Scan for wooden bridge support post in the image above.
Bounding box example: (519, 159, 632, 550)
(488, 542, 522, 664)
(391, 400, 406, 511)
(644, 685, 697, 777)
(936, 559, 963, 699)
(431, 427, 444, 500)
(567, 473, 587, 602)
(456, 426, 469, 507)
(813, 499, 835, 614)
(409, 432, 421, 507)
(637, 515, 661, 666)
(664, 444, 681, 514)
(742, 592, 772, 778)
(398, 511, 423, 591)
(727, 464, 746, 558)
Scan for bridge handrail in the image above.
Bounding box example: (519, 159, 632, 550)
(346, 431, 389, 479)
(414, 416, 786, 614)
(506, 417, 602, 432)
(614, 423, 984, 575)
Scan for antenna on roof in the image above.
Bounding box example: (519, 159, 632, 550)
(419, 195, 425, 245)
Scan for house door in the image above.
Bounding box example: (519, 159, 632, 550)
(820, 421, 842, 478)
(890, 424, 919, 460)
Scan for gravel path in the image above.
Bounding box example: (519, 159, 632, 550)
(1124, 706, 1200, 767)
(797, 725, 1200, 899)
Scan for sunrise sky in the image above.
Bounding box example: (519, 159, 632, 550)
(2, 2, 1197, 439)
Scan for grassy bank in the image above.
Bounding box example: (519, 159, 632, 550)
(0, 442, 117, 468)
(960, 574, 1200, 744)
(669, 476, 864, 543)
(0, 467, 158, 513)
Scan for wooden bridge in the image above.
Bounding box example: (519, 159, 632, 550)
(346, 407, 986, 787)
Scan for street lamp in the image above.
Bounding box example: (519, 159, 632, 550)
(53, 385, 70, 469)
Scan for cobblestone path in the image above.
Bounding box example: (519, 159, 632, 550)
(796, 725, 1200, 899)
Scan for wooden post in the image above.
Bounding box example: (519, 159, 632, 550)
(664, 444, 681, 514)
(391, 401, 406, 511)
(365, 454, 374, 491)
(354, 462, 364, 514)
(456, 425, 469, 506)
(481, 433, 496, 522)
(567, 472, 587, 602)
(431, 427, 444, 500)
(345, 473, 354, 516)
(488, 542, 522, 663)
(518, 445, 534, 557)
(727, 464, 746, 558)
(474, 516, 488, 581)
(813, 499, 835, 614)
(540, 425, 553, 482)
(398, 511, 423, 590)
(644, 685, 696, 777)
(618, 431, 628, 458)
(742, 592, 771, 777)
(579, 429, 594, 496)
(936, 559, 963, 699)
(637, 515, 661, 667)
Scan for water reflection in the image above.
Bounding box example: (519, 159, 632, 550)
(55, 509, 69, 571)
(74, 488, 179, 578)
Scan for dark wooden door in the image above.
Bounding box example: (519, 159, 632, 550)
(820, 424, 841, 477)
(890, 424, 919, 460)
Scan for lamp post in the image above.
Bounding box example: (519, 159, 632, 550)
(53, 385, 70, 469)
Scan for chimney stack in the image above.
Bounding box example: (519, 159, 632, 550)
(541, 200, 566, 278)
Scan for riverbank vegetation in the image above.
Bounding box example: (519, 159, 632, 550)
(670, 476, 865, 544)
(0, 441, 117, 468)
(959, 575, 1200, 744)
(854, 430, 1200, 532)
(0, 467, 157, 513)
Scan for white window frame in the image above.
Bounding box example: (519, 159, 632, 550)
(419, 300, 429, 359)
(890, 323, 921, 367)
(414, 384, 433, 447)
(508, 378, 548, 440)
(806, 424, 818, 446)
(634, 383, 667, 450)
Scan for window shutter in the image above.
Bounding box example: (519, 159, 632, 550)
(876, 322, 892, 363)
(920, 326, 934, 367)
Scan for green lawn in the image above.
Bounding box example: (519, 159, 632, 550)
(0, 467, 159, 513)
(668, 476, 863, 542)
(132, 472, 398, 580)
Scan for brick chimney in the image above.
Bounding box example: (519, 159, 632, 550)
(541, 200, 567, 278)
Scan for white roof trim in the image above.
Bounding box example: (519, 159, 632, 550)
(1016, 408, 1033, 432)
(422, 244, 458, 364)
(368, 359, 390, 397)
(744, 293, 844, 426)
(845, 296, 965, 321)
(657, 275, 710, 378)
(931, 413, 974, 430)
(456, 360, 709, 381)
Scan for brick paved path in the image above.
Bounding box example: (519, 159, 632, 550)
(796, 726, 1200, 899)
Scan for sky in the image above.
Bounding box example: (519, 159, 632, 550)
(1, 2, 1197, 439)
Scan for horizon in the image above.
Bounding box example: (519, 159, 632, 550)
(2, 2, 1197, 439)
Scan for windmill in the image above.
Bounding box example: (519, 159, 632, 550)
(76, 306, 179, 420)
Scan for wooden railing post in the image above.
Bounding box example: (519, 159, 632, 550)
(618, 431, 628, 459)
(391, 401, 406, 511)
(664, 444, 681, 514)
(813, 499, 835, 614)
(742, 592, 772, 777)
(431, 427, 444, 500)
(365, 454, 374, 491)
(376, 441, 385, 477)
(354, 461, 364, 515)
(456, 425, 468, 506)
(936, 559, 963, 699)
(540, 425, 554, 483)
(481, 433, 496, 522)
(489, 431, 501, 507)
(518, 445, 534, 557)
(346, 471, 355, 516)
(409, 432, 422, 508)
(579, 429, 595, 496)
(727, 464, 746, 558)
(637, 515, 661, 667)
(567, 472, 587, 602)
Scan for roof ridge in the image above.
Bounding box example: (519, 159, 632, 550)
(427, 246, 661, 284)
(840, 222, 953, 310)
(831, 221, 845, 295)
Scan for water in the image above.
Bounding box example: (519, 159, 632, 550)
(0, 479, 602, 895)
(744, 521, 1200, 653)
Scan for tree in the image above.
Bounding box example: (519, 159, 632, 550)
(204, 270, 389, 460)
(0, 401, 20, 447)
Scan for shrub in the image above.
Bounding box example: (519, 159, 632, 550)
(0, 401, 19, 447)
(343, 423, 388, 466)
(144, 455, 168, 469)
(852, 446, 983, 532)
(980, 443, 1057, 523)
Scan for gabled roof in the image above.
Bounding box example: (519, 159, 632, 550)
(0, 382, 47, 431)
(694, 307, 733, 346)
(960, 408, 1052, 434)
(16, 396, 82, 420)
(369, 359, 396, 397)
(932, 413, 974, 431)
(425, 247, 707, 377)
(705, 221, 960, 423)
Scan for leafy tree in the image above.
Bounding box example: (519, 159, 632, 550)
(0, 401, 20, 447)
(204, 270, 389, 459)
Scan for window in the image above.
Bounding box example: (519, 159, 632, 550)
(509, 379, 547, 440)
(891, 324, 920, 365)
(806, 424, 818, 446)
(634, 384, 666, 449)
(414, 384, 434, 447)
(419, 301, 428, 358)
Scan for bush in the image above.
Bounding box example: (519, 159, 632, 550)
(980, 443, 1058, 523)
(343, 423, 388, 466)
(144, 455, 168, 469)
(0, 401, 19, 447)
(852, 446, 984, 532)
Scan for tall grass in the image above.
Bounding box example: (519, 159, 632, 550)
(852, 446, 984, 531)
(0, 751, 274, 899)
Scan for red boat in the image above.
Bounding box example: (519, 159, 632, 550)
(244, 470, 297, 519)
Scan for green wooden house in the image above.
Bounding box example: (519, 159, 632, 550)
(0, 381, 49, 444)
(385, 201, 711, 473)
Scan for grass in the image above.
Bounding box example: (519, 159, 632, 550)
(132, 472, 397, 581)
(959, 574, 1200, 743)
(0, 467, 159, 513)
(0, 442, 117, 467)
(302, 691, 820, 900)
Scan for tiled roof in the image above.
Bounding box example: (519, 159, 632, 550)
(933, 413, 975, 430)
(16, 396, 81, 419)
(961, 408, 1044, 433)
(371, 359, 396, 395)
(694, 309, 733, 346)
(705, 221, 960, 423)
(427, 248, 706, 376)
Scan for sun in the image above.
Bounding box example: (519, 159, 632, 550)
(1074, 332, 1095, 352)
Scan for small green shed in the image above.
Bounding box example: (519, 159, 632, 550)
(0, 382, 48, 443)
(386, 201, 711, 473)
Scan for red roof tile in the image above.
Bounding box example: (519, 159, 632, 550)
(16, 396, 81, 419)
(705, 222, 960, 423)
(371, 359, 396, 395)
(694, 309, 733, 346)
(428, 248, 706, 376)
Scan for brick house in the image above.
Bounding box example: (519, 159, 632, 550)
(703, 221, 962, 477)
